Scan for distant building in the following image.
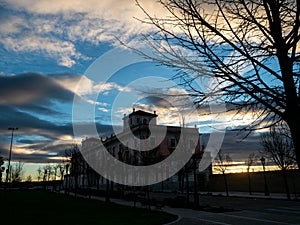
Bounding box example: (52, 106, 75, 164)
(65, 109, 212, 191)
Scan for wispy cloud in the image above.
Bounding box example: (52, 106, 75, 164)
(0, 0, 167, 67)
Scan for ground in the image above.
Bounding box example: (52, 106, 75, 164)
(0, 190, 176, 225)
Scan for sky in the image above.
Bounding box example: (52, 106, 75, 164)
(0, 0, 266, 179)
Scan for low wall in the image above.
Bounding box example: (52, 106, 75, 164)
(203, 169, 300, 195)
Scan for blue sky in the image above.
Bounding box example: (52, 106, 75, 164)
(0, 0, 264, 179)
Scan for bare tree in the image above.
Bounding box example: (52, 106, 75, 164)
(245, 152, 257, 195)
(0, 154, 4, 184)
(260, 123, 296, 199)
(26, 175, 32, 182)
(66, 144, 81, 195)
(58, 163, 65, 180)
(137, 0, 300, 167)
(37, 167, 42, 182)
(214, 150, 232, 196)
(10, 161, 25, 183)
(45, 164, 52, 181)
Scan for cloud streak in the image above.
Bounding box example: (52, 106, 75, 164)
(0, 73, 75, 105)
(0, 71, 125, 164)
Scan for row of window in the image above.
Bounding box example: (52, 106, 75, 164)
(106, 137, 178, 155)
(129, 117, 151, 126)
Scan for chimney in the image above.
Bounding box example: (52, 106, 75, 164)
(133, 108, 135, 112)
(154, 110, 156, 114)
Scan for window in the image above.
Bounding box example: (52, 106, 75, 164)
(137, 117, 141, 124)
(169, 137, 176, 149)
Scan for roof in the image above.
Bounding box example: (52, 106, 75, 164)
(129, 110, 158, 118)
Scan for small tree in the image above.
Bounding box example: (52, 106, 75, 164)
(214, 150, 232, 196)
(10, 161, 25, 183)
(26, 175, 32, 182)
(37, 167, 42, 182)
(260, 123, 297, 199)
(0, 154, 4, 184)
(245, 152, 257, 195)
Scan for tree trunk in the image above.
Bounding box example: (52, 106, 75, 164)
(105, 179, 110, 203)
(146, 186, 151, 210)
(74, 174, 78, 197)
(186, 170, 189, 205)
(223, 172, 229, 197)
(282, 169, 291, 200)
(193, 161, 199, 208)
(247, 171, 252, 195)
(287, 121, 300, 168)
(269, 6, 300, 168)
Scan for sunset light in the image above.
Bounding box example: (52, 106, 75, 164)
(1, 1, 299, 224)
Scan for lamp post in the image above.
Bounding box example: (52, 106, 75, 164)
(5, 127, 18, 186)
(260, 156, 270, 196)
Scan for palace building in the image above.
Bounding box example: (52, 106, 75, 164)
(65, 109, 212, 192)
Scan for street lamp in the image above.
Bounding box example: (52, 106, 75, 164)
(260, 156, 270, 196)
(5, 127, 18, 186)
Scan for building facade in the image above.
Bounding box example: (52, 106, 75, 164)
(66, 109, 211, 191)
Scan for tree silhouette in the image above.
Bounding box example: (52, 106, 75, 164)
(260, 122, 297, 199)
(37, 167, 42, 182)
(67, 144, 80, 195)
(214, 150, 232, 196)
(137, 0, 300, 167)
(0, 154, 4, 184)
(245, 152, 257, 195)
(26, 175, 32, 182)
(10, 161, 24, 183)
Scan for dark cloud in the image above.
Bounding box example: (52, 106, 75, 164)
(19, 103, 65, 116)
(202, 130, 263, 162)
(0, 105, 72, 137)
(17, 139, 36, 144)
(0, 72, 75, 105)
(0, 100, 115, 163)
(49, 73, 82, 82)
(0, 122, 115, 164)
(142, 96, 173, 108)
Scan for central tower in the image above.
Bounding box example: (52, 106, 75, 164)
(122, 108, 158, 131)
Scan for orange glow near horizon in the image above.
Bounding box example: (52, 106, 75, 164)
(212, 162, 282, 174)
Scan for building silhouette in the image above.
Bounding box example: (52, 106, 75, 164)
(65, 109, 212, 192)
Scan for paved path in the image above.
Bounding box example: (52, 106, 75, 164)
(165, 205, 300, 225)
(63, 191, 300, 225)
(162, 193, 300, 225)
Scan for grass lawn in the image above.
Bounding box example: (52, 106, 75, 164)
(0, 190, 177, 225)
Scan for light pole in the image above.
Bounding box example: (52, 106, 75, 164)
(260, 156, 270, 196)
(5, 127, 18, 186)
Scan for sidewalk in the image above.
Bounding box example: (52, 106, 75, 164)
(199, 191, 296, 200)
(60, 190, 300, 225)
